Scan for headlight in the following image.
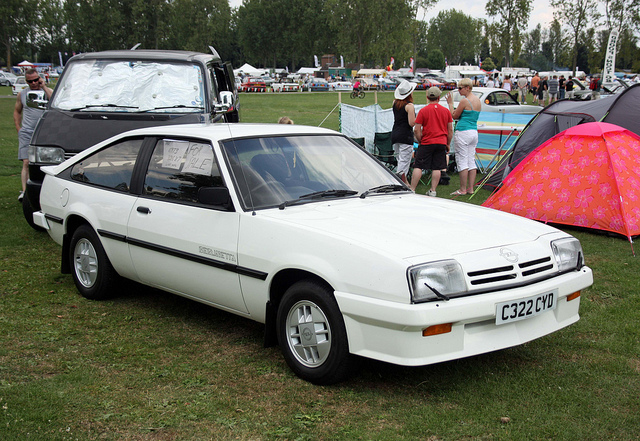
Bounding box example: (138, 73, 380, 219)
(409, 260, 467, 303)
(552, 238, 584, 272)
(28, 145, 65, 164)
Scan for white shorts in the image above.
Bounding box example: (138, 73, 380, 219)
(454, 130, 478, 172)
(393, 142, 413, 176)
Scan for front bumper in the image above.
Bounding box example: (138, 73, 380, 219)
(334, 267, 593, 366)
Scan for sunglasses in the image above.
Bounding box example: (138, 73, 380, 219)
(458, 86, 467, 90)
(26, 78, 40, 84)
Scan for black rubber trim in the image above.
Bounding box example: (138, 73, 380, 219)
(44, 213, 64, 224)
(97, 229, 267, 280)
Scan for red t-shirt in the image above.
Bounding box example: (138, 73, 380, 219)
(415, 103, 452, 145)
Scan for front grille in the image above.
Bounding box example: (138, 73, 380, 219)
(64, 152, 76, 160)
(468, 256, 554, 286)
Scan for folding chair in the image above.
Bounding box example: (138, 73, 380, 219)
(373, 132, 397, 171)
(349, 137, 366, 149)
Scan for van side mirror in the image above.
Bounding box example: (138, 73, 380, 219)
(214, 91, 235, 115)
(198, 186, 233, 211)
(26, 90, 48, 110)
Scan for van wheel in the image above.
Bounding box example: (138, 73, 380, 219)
(69, 225, 118, 300)
(277, 280, 354, 385)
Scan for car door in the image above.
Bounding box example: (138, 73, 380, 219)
(127, 137, 247, 313)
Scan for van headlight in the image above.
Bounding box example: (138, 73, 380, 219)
(28, 146, 65, 164)
(552, 238, 584, 272)
(409, 260, 467, 303)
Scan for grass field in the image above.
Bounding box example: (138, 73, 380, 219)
(0, 91, 639, 440)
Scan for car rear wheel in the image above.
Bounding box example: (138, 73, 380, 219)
(277, 280, 354, 384)
(69, 225, 118, 300)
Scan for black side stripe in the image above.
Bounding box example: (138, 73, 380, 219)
(97, 229, 267, 281)
(45, 214, 64, 224)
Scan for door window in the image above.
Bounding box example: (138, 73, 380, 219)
(143, 139, 223, 204)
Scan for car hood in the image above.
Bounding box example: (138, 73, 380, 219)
(260, 194, 559, 261)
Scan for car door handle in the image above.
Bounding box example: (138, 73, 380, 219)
(137, 206, 151, 214)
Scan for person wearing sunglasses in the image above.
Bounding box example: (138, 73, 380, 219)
(13, 68, 53, 202)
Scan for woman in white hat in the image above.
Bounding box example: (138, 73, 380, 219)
(391, 80, 417, 184)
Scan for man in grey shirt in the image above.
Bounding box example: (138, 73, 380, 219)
(548, 75, 559, 104)
(13, 68, 53, 202)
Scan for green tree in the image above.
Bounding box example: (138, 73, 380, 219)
(485, 0, 532, 67)
(327, 0, 414, 66)
(35, 0, 69, 63)
(0, 0, 38, 67)
(425, 49, 444, 70)
(480, 56, 495, 71)
(165, 0, 232, 54)
(551, 0, 601, 75)
(236, 0, 332, 70)
(426, 9, 482, 65)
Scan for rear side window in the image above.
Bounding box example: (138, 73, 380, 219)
(143, 139, 223, 204)
(70, 139, 143, 191)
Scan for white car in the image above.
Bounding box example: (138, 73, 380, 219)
(443, 87, 541, 114)
(271, 81, 300, 92)
(34, 123, 593, 384)
(329, 81, 353, 91)
(12, 76, 28, 95)
(0, 71, 18, 86)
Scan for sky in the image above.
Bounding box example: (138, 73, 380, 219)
(227, 0, 557, 32)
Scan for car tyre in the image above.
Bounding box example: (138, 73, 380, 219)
(277, 280, 354, 385)
(69, 225, 118, 300)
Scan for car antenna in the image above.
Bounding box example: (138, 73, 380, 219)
(130, 43, 141, 50)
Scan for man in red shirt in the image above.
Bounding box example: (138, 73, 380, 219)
(412, 87, 453, 196)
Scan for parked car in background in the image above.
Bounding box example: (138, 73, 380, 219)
(360, 78, 380, 90)
(329, 81, 353, 91)
(35, 122, 592, 385)
(442, 87, 541, 114)
(569, 79, 592, 101)
(0, 71, 18, 86)
(239, 77, 267, 92)
(378, 78, 399, 90)
(12, 76, 27, 95)
(23, 49, 239, 230)
(271, 80, 300, 92)
(306, 77, 330, 91)
(261, 75, 276, 86)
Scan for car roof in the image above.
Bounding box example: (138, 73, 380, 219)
(67, 49, 221, 64)
(115, 123, 338, 142)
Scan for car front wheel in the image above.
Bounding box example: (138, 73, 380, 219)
(69, 225, 118, 300)
(277, 280, 354, 384)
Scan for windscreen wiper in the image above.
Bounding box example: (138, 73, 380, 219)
(278, 189, 358, 210)
(69, 104, 139, 111)
(141, 105, 205, 112)
(359, 184, 410, 199)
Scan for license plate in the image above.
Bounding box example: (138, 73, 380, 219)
(496, 291, 558, 325)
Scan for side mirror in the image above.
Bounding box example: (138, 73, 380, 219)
(198, 186, 233, 210)
(214, 91, 235, 114)
(26, 90, 48, 110)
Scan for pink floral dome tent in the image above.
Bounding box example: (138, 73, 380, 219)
(483, 122, 640, 252)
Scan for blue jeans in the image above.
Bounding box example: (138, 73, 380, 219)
(559, 89, 565, 100)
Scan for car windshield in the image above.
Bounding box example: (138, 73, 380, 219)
(51, 59, 206, 113)
(222, 135, 401, 210)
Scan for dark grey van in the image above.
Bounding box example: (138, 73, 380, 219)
(24, 48, 239, 229)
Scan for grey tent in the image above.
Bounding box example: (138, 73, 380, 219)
(483, 83, 640, 190)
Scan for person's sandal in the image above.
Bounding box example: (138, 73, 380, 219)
(450, 189, 466, 196)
